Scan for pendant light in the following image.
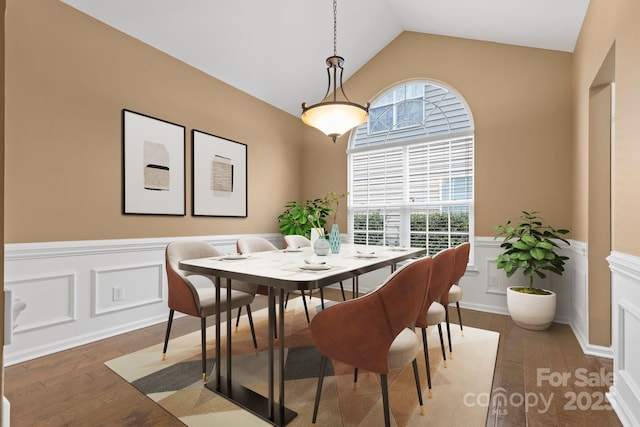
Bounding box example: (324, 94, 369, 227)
(301, 0, 369, 143)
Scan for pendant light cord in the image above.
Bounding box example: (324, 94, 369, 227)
(333, 0, 338, 56)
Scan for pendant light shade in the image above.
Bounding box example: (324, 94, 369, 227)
(301, 1, 369, 143)
(302, 100, 369, 141)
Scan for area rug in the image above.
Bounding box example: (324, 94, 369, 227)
(106, 295, 499, 426)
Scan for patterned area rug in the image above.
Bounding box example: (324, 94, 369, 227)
(105, 295, 499, 426)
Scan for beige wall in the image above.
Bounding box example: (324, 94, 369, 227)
(6, 3, 574, 245)
(4, 0, 304, 243)
(303, 32, 574, 237)
(573, 0, 640, 256)
(571, 0, 640, 345)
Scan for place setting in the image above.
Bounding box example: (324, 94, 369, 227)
(214, 253, 251, 261)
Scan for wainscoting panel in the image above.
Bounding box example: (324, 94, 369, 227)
(4, 272, 76, 333)
(92, 262, 164, 316)
(3, 235, 600, 367)
(607, 251, 640, 426)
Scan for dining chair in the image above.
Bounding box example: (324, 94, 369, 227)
(415, 247, 455, 398)
(163, 240, 258, 381)
(310, 256, 433, 427)
(283, 234, 347, 316)
(442, 242, 470, 357)
(235, 236, 286, 338)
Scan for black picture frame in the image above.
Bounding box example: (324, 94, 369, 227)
(192, 130, 248, 217)
(122, 109, 186, 215)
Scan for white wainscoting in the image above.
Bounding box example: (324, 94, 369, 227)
(3, 235, 605, 366)
(607, 251, 640, 427)
(3, 234, 282, 366)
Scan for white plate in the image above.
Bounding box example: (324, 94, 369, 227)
(221, 254, 249, 260)
(300, 264, 330, 271)
(355, 253, 378, 259)
(283, 248, 303, 252)
(387, 247, 408, 252)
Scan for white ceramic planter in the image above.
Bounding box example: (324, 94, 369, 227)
(506, 286, 557, 330)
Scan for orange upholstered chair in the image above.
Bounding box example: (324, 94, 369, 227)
(310, 256, 433, 427)
(163, 240, 258, 381)
(415, 247, 456, 398)
(441, 242, 470, 357)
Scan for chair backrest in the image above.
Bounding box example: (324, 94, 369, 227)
(284, 234, 311, 249)
(237, 236, 278, 254)
(415, 247, 455, 328)
(165, 240, 223, 317)
(440, 242, 470, 306)
(310, 256, 433, 374)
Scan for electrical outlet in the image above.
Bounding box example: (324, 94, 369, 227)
(113, 286, 124, 302)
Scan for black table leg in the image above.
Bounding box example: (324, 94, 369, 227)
(205, 285, 296, 426)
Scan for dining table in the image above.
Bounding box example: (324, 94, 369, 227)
(178, 243, 426, 426)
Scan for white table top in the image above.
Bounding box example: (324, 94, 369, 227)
(179, 244, 426, 291)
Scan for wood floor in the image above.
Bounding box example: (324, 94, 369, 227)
(4, 289, 622, 427)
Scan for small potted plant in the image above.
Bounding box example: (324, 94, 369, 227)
(277, 198, 331, 240)
(493, 211, 570, 330)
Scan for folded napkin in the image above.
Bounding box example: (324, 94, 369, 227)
(304, 258, 326, 265)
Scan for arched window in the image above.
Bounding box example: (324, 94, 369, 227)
(348, 80, 474, 256)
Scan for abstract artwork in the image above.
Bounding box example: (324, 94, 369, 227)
(192, 130, 247, 217)
(122, 109, 185, 215)
(143, 141, 170, 191)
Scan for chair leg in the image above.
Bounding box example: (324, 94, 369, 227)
(235, 305, 242, 332)
(421, 328, 433, 398)
(437, 323, 448, 368)
(319, 288, 326, 310)
(456, 301, 464, 336)
(284, 292, 290, 308)
(200, 317, 207, 382)
(353, 368, 359, 390)
(381, 374, 391, 427)
(245, 304, 258, 352)
(339, 281, 346, 301)
(412, 359, 425, 415)
(300, 290, 311, 324)
(445, 307, 453, 358)
(311, 356, 329, 425)
(162, 309, 175, 361)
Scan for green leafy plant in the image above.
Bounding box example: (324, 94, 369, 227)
(277, 198, 331, 239)
(493, 211, 570, 295)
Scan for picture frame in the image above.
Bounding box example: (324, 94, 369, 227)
(122, 109, 186, 215)
(192, 130, 248, 217)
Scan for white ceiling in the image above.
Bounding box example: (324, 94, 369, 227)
(60, 0, 590, 117)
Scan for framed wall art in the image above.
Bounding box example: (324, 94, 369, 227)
(192, 130, 248, 217)
(122, 109, 186, 215)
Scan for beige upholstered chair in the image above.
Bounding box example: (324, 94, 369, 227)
(415, 247, 456, 398)
(441, 242, 470, 357)
(283, 234, 311, 250)
(310, 256, 433, 427)
(237, 236, 278, 254)
(163, 240, 258, 381)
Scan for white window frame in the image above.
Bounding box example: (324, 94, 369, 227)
(347, 80, 475, 261)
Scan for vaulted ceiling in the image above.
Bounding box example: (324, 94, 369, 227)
(61, 0, 589, 117)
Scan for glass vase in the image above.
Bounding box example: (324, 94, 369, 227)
(329, 224, 341, 254)
(313, 235, 330, 256)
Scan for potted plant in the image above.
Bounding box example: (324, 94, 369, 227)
(493, 211, 570, 330)
(277, 198, 331, 240)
